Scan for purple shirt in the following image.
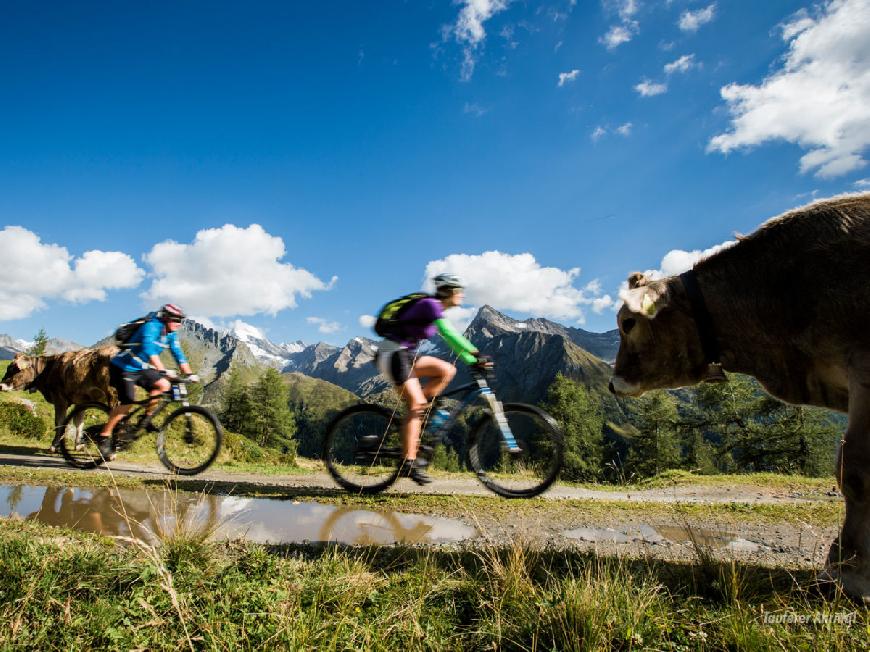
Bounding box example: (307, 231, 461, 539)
(395, 297, 443, 349)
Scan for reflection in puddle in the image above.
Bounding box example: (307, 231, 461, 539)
(562, 524, 764, 552)
(0, 485, 476, 546)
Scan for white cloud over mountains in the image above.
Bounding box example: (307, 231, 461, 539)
(0, 226, 144, 320)
(307, 316, 342, 334)
(143, 224, 336, 318)
(708, 0, 870, 178)
(423, 251, 612, 324)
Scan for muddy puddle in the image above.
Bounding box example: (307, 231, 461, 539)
(0, 485, 477, 546)
(562, 524, 765, 552)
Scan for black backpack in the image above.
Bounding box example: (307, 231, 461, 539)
(114, 314, 151, 346)
(373, 293, 430, 338)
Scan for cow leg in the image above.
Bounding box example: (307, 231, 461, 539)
(50, 401, 68, 453)
(825, 356, 870, 603)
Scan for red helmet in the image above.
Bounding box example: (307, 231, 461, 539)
(158, 303, 186, 323)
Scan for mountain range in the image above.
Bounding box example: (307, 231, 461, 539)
(1, 306, 621, 409)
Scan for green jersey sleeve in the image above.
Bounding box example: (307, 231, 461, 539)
(434, 318, 478, 365)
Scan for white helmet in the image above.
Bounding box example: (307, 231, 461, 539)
(432, 273, 463, 293)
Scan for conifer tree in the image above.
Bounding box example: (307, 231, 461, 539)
(542, 374, 604, 481)
(28, 328, 48, 356)
(251, 368, 296, 452)
(627, 390, 680, 478)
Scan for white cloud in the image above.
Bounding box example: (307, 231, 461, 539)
(855, 178, 870, 188)
(708, 0, 870, 178)
(591, 126, 607, 141)
(678, 3, 716, 32)
(635, 79, 667, 96)
(599, 0, 640, 49)
(616, 122, 633, 136)
(359, 314, 376, 329)
(0, 226, 144, 320)
(449, 0, 510, 81)
(307, 317, 342, 334)
(558, 69, 581, 87)
(664, 53, 696, 74)
(423, 251, 612, 324)
(142, 224, 336, 317)
(599, 24, 635, 50)
(444, 306, 477, 333)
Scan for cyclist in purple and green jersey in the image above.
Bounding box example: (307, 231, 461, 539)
(375, 274, 490, 485)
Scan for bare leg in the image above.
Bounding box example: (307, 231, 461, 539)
(399, 377, 427, 461)
(413, 356, 456, 401)
(101, 404, 133, 437)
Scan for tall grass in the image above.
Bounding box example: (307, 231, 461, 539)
(0, 518, 866, 651)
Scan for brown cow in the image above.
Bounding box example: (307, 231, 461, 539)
(0, 346, 119, 451)
(609, 192, 870, 602)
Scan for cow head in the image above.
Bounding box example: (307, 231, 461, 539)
(0, 354, 39, 392)
(610, 272, 713, 396)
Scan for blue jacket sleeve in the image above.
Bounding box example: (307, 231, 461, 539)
(167, 332, 188, 365)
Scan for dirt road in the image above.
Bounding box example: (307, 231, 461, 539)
(0, 449, 843, 570)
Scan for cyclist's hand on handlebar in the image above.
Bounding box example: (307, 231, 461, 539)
(472, 354, 493, 371)
(161, 369, 179, 379)
(185, 373, 201, 384)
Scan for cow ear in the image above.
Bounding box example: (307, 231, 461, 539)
(619, 282, 669, 318)
(627, 272, 649, 289)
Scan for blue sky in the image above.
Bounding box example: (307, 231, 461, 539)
(1, 0, 868, 346)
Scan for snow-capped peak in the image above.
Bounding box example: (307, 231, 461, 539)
(229, 320, 266, 343)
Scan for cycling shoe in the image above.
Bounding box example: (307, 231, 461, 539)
(399, 458, 432, 486)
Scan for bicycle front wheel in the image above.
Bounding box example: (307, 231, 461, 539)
(58, 403, 111, 469)
(468, 403, 564, 498)
(156, 405, 223, 475)
(323, 404, 403, 494)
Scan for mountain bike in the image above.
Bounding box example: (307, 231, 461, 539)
(322, 368, 564, 498)
(58, 375, 223, 475)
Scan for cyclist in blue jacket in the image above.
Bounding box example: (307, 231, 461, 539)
(95, 303, 198, 459)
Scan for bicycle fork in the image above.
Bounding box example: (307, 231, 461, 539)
(480, 388, 521, 453)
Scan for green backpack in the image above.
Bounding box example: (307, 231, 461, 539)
(373, 293, 430, 338)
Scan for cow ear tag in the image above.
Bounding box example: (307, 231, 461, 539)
(641, 293, 657, 316)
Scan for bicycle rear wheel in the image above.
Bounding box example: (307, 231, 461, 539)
(58, 403, 111, 469)
(157, 405, 223, 475)
(468, 403, 564, 498)
(323, 404, 403, 494)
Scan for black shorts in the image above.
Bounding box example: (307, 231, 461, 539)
(375, 341, 414, 386)
(109, 365, 163, 404)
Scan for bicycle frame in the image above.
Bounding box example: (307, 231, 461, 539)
(424, 373, 519, 451)
(116, 381, 191, 444)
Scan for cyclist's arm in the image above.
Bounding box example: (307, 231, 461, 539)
(434, 318, 478, 365)
(167, 332, 191, 373)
